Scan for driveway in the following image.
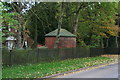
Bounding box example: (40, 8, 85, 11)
(55, 63, 119, 78)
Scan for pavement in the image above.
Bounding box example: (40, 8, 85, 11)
(53, 63, 119, 78)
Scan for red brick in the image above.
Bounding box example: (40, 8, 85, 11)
(45, 37, 76, 48)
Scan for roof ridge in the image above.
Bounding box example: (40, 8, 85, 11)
(45, 28, 76, 37)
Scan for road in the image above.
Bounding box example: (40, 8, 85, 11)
(56, 63, 119, 78)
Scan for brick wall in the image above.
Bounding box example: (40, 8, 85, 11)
(45, 37, 76, 48)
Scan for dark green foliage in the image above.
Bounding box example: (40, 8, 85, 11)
(26, 3, 58, 44)
(2, 2, 119, 48)
(26, 2, 119, 48)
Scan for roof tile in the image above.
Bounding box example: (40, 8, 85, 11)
(45, 28, 76, 37)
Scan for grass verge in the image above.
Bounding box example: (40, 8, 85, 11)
(2, 57, 114, 78)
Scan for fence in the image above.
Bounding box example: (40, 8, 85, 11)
(2, 48, 119, 66)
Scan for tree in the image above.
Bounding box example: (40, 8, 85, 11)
(26, 2, 58, 45)
(54, 2, 63, 48)
(0, 2, 19, 43)
(25, 2, 119, 48)
(75, 2, 118, 48)
(4, 2, 35, 48)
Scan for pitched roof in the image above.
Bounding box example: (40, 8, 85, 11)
(45, 28, 76, 37)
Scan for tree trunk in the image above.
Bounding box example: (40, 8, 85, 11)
(54, 3, 63, 48)
(70, 16, 74, 32)
(34, 18, 38, 46)
(115, 36, 118, 48)
(72, 3, 81, 35)
(0, 18, 2, 49)
(106, 38, 109, 48)
(0, 19, 2, 80)
(12, 3, 23, 49)
(17, 13, 24, 48)
(17, 25, 22, 48)
(73, 12, 80, 34)
(101, 38, 104, 48)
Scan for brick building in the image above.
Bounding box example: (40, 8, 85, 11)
(45, 28, 76, 48)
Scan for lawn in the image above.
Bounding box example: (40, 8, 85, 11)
(2, 57, 114, 78)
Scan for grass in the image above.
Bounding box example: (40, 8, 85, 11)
(2, 56, 114, 78)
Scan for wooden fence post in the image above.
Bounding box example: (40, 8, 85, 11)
(9, 50, 12, 66)
(37, 48, 39, 62)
